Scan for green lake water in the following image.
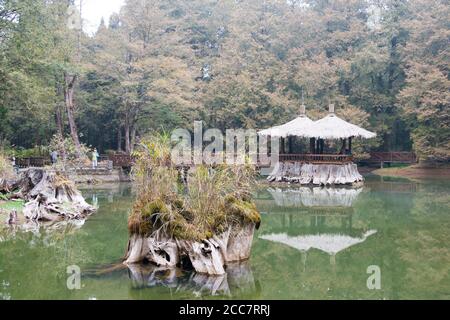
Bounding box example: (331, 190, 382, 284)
(0, 175, 449, 300)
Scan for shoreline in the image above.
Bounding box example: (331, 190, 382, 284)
(371, 165, 450, 180)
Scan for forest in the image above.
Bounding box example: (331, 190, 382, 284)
(0, 0, 448, 162)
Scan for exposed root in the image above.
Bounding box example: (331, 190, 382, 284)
(14, 168, 95, 222)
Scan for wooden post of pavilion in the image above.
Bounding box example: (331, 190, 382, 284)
(349, 137, 353, 154)
(341, 138, 347, 154)
(288, 136, 293, 154)
(310, 138, 316, 154)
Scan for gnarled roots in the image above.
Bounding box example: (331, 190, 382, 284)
(124, 223, 256, 276)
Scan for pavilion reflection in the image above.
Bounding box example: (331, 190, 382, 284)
(256, 186, 376, 266)
(267, 186, 362, 207)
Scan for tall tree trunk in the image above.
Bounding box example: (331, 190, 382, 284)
(117, 126, 123, 152)
(55, 103, 64, 137)
(124, 114, 131, 154)
(55, 102, 67, 161)
(55, 81, 64, 137)
(64, 72, 82, 157)
(130, 125, 136, 153)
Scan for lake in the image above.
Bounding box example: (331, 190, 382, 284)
(0, 175, 449, 300)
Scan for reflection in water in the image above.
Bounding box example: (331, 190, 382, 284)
(81, 183, 133, 205)
(85, 261, 260, 298)
(267, 186, 363, 207)
(259, 186, 376, 266)
(126, 261, 259, 298)
(1, 219, 85, 245)
(1, 179, 449, 299)
(92, 194, 98, 209)
(261, 230, 377, 265)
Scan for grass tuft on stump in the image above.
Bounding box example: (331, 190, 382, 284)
(128, 133, 261, 242)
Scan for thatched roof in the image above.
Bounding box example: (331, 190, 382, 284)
(293, 113, 377, 139)
(260, 230, 377, 255)
(258, 114, 314, 138)
(259, 104, 376, 140)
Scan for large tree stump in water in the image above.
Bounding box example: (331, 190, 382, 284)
(268, 162, 364, 185)
(124, 223, 257, 276)
(15, 168, 95, 222)
(225, 223, 255, 262)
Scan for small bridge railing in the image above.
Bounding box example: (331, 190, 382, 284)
(367, 152, 417, 164)
(16, 157, 52, 168)
(108, 154, 134, 168)
(16, 156, 113, 169)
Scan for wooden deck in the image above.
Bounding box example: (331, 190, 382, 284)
(278, 152, 417, 166)
(278, 154, 353, 164)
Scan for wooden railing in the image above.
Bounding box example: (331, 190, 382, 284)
(16, 157, 52, 168)
(367, 152, 417, 164)
(279, 154, 354, 164)
(107, 154, 134, 168)
(16, 156, 114, 170)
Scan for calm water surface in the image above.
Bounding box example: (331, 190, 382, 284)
(0, 176, 449, 300)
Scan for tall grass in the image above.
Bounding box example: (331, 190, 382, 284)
(0, 151, 14, 181)
(128, 133, 260, 241)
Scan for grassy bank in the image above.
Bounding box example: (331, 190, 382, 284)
(0, 200, 25, 212)
(372, 165, 450, 180)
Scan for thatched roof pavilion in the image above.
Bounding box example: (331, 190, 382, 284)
(259, 104, 376, 141)
(258, 104, 376, 185)
(258, 105, 314, 138)
(291, 104, 376, 140)
(258, 103, 376, 159)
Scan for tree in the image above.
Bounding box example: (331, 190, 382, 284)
(1, 0, 448, 163)
(397, 0, 450, 162)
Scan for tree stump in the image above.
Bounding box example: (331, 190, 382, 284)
(124, 222, 257, 276)
(14, 168, 95, 222)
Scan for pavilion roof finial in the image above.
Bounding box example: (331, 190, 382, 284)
(300, 104, 306, 116)
(300, 88, 306, 116)
(329, 104, 335, 114)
